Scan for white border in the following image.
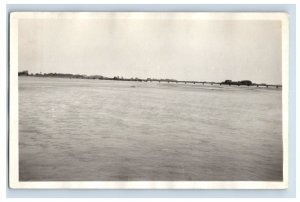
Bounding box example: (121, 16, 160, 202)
(9, 12, 289, 189)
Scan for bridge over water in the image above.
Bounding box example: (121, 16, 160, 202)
(136, 80, 282, 89)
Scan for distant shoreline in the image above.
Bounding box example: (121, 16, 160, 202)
(18, 74, 282, 89)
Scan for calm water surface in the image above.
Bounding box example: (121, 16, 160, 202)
(19, 77, 282, 181)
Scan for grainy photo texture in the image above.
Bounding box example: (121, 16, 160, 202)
(10, 12, 288, 189)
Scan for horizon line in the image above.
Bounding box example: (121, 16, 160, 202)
(18, 70, 282, 86)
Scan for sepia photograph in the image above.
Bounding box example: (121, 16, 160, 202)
(9, 12, 288, 189)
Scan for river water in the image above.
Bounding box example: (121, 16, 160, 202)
(19, 77, 283, 181)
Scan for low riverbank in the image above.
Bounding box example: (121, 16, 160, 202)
(18, 75, 282, 89)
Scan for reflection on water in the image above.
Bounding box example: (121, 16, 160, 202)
(19, 77, 283, 181)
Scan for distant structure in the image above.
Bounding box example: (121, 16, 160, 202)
(223, 80, 232, 85)
(221, 80, 252, 86)
(240, 80, 252, 86)
(18, 70, 29, 76)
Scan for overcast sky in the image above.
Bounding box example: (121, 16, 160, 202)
(18, 15, 282, 84)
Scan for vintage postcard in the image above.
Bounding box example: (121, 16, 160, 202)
(9, 12, 289, 189)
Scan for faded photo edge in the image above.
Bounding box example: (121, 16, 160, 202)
(9, 12, 289, 189)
